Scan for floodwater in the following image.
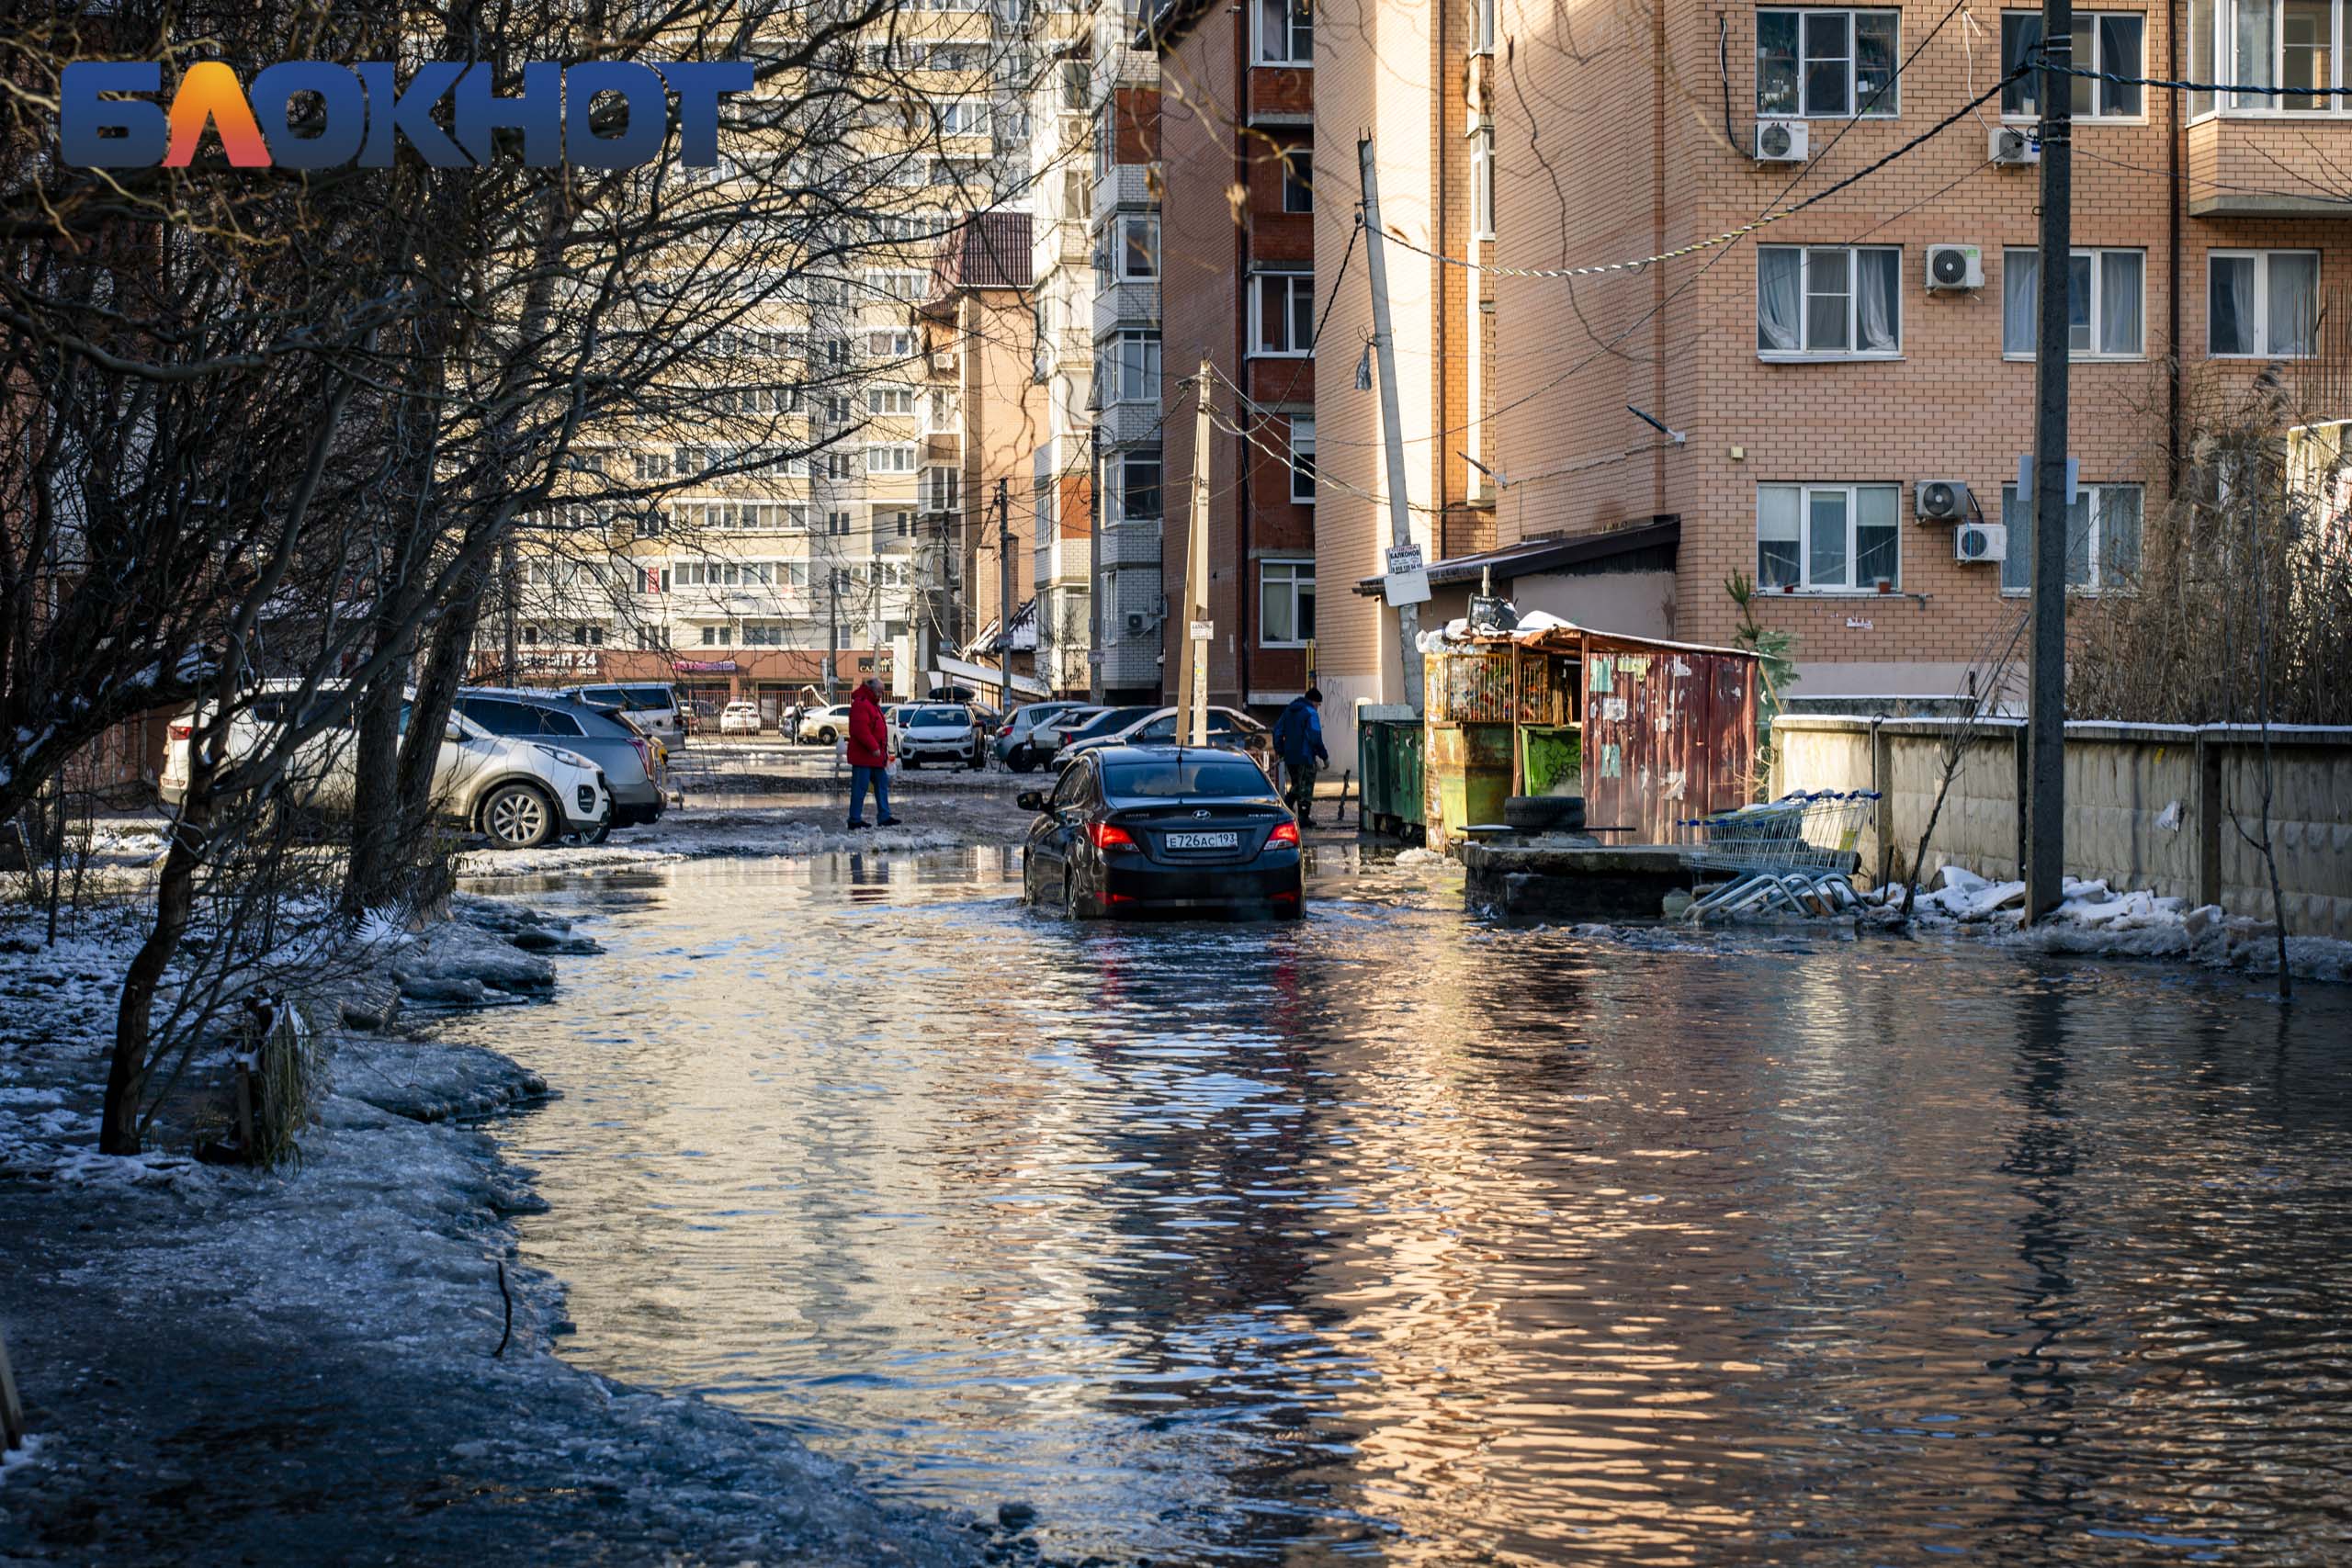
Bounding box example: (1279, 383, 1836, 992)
(459, 847, 2352, 1565)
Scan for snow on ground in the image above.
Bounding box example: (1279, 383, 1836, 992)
(0, 895, 1014, 1563)
(1865, 865, 2352, 986)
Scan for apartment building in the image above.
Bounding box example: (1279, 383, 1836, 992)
(1142, 0, 1319, 716)
(1308, 0, 1501, 769)
(492, 3, 1034, 722)
(1464, 0, 2347, 705)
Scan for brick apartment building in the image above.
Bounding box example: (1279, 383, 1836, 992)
(1142, 0, 1321, 716)
(1453, 0, 2347, 710)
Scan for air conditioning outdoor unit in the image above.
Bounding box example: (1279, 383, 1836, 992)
(1990, 124, 2041, 165)
(1125, 611, 1146, 634)
(1955, 521, 2007, 562)
(1915, 479, 1972, 522)
(1753, 120, 1809, 163)
(1926, 244, 1984, 291)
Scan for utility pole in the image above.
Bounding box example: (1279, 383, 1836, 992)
(1088, 424, 1104, 703)
(1174, 361, 1214, 746)
(824, 569, 839, 702)
(1359, 137, 1427, 716)
(996, 476, 1014, 704)
(2025, 0, 2073, 921)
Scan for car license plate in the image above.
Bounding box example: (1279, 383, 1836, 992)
(1165, 830, 1238, 850)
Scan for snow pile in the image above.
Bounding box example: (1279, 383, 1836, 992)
(1874, 865, 2352, 985)
(1393, 846, 1448, 867)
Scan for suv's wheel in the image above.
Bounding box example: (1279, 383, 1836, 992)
(481, 783, 559, 849)
(1008, 746, 1036, 773)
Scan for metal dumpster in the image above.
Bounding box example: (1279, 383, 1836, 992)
(1356, 713, 1426, 839)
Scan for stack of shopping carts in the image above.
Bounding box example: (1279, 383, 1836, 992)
(1678, 790, 1880, 920)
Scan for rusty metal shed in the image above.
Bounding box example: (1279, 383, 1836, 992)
(1419, 616, 1760, 849)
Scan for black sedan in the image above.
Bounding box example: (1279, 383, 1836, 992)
(1019, 745, 1304, 920)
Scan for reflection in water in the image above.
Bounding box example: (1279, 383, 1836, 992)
(456, 851, 2352, 1564)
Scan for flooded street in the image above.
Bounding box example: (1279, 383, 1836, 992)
(456, 848, 2352, 1565)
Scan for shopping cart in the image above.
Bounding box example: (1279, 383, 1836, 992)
(1677, 790, 1879, 920)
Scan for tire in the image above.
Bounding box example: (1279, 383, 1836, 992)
(481, 783, 560, 850)
(818, 727, 837, 744)
(1008, 747, 1036, 773)
(576, 820, 612, 846)
(1503, 794, 1587, 833)
(1063, 867, 1080, 918)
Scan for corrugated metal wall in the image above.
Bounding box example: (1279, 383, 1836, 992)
(1580, 638, 1757, 843)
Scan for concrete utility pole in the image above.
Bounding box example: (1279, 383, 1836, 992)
(1175, 360, 1215, 746)
(2025, 0, 2073, 921)
(996, 476, 1014, 701)
(1088, 424, 1104, 703)
(1358, 136, 1427, 716)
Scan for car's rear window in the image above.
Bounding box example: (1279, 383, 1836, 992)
(908, 706, 968, 726)
(619, 686, 674, 711)
(1067, 706, 1154, 740)
(1102, 759, 1272, 799)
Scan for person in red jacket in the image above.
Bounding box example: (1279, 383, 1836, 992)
(844, 677, 898, 829)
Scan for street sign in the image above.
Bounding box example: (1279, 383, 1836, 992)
(1189, 620, 1214, 641)
(1385, 570, 1431, 607)
(1385, 543, 1424, 576)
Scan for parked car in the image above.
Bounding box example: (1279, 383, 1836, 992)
(898, 704, 984, 770)
(797, 703, 854, 744)
(1057, 705, 1272, 768)
(561, 682, 685, 748)
(161, 682, 613, 849)
(992, 700, 1094, 773)
(1019, 745, 1302, 919)
(718, 700, 763, 736)
(456, 689, 664, 827)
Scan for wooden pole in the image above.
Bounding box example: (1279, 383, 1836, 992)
(1176, 362, 1215, 745)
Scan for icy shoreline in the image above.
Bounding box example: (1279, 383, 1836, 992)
(0, 878, 1019, 1562)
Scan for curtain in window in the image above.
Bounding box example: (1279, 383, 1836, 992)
(2004, 251, 2038, 355)
(2211, 254, 2256, 354)
(1808, 489, 1849, 586)
(2064, 491, 2094, 586)
(1859, 250, 1899, 352)
(1806, 248, 1851, 351)
(2100, 252, 2142, 355)
(1856, 486, 1900, 585)
(2067, 254, 2095, 352)
(1758, 249, 1802, 351)
(2098, 489, 2143, 585)
(1758, 486, 1801, 586)
(2098, 16, 2144, 114)
(2002, 14, 2041, 115)
(2001, 485, 2030, 592)
(2235, 0, 2277, 107)
(2269, 254, 2320, 355)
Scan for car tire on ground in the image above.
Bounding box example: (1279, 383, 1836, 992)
(1502, 794, 1587, 833)
(1063, 867, 1080, 918)
(818, 728, 837, 744)
(1007, 747, 1035, 773)
(576, 820, 612, 846)
(481, 783, 560, 850)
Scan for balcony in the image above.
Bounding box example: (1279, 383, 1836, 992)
(1035, 534, 1092, 589)
(1091, 278, 1159, 337)
(2188, 115, 2352, 217)
(1100, 517, 1164, 569)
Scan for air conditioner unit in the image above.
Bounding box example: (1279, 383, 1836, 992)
(1990, 124, 2041, 166)
(1125, 611, 1146, 634)
(1926, 244, 1984, 291)
(1753, 120, 1809, 163)
(1915, 479, 1972, 522)
(1955, 521, 2007, 562)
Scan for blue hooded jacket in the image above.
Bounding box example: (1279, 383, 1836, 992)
(1273, 696, 1329, 767)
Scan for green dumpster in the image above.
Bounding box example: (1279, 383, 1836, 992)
(1357, 717, 1425, 838)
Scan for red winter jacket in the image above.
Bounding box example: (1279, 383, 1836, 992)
(846, 686, 889, 767)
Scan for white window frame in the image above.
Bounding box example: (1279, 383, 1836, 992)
(1259, 558, 1317, 646)
(925, 466, 962, 512)
(866, 442, 917, 474)
(940, 97, 990, 136)
(2207, 250, 2322, 357)
(2188, 0, 2349, 118)
(1469, 124, 1496, 240)
(2002, 247, 2147, 359)
(1756, 482, 1903, 592)
(1116, 214, 1160, 280)
(1287, 415, 1317, 503)
(1118, 451, 1163, 521)
(1250, 272, 1317, 357)
(868, 383, 915, 415)
(1757, 244, 1904, 358)
(1999, 482, 2143, 593)
(1473, 0, 1498, 53)
(1114, 330, 1161, 401)
(1255, 0, 1314, 64)
(1999, 11, 2149, 121)
(1756, 8, 1903, 118)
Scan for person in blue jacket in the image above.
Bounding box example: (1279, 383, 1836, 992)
(1271, 688, 1329, 825)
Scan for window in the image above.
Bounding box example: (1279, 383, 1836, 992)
(700, 625, 730, 647)
(867, 443, 916, 475)
(1060, 60, 1091, 111)
(2000, 483, 2143, 592)
(1757, 246, 1901, 355)
(867, 330, 916, 360)
(1256, 0, 1313, 63)
(873, 506, 913, 539)
(828, 510, 853, 536)
(2003, 248, 2145, 357)
(1469, 125, 1495, 239)
(634, 450, 671, 482)
(1251, 273, 1317, 356)
(940, 98, 989, 135)
(1757, 9, 1901, 117)
(2190, 0, 2348, 114)
(1280, 146, 1314, 212)
(2210, 251, 2321, 356)
(1114, 330, 1161, 400)
(1119, 452, 1163, 520)
(868, 383, 915, 415)
(743, 623, 786, 647)
(1260, 559, 1317, 645)
(1288, 416, 1317, 503)
(926, 466, 963, 512)
(1117, 214, 1159, 279)
(1757, 483, 1901, 590)
(2001, 12, 2146, 118)
(1474, 0, 1498, 52)
(787, 503, 810, 532)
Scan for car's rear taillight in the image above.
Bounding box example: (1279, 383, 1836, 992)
(1086, 821, 1136, 852)
(998, 724, 1013, 737)
(168, 723, 193, 741)
(628, 737, 649, 772)
(1268, 820, 1300, 846)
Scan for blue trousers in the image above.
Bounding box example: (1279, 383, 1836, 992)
(848, 763, 893, 825)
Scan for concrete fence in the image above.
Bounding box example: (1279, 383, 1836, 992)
(1770, 716, 2352, 941)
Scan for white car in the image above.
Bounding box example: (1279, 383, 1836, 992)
(161, 682, 613, 850)
(896, 704, 982, 770)
(797, 703, 854, 744)
(563, 682, 686, 748)
(717, 701, 763, 736)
